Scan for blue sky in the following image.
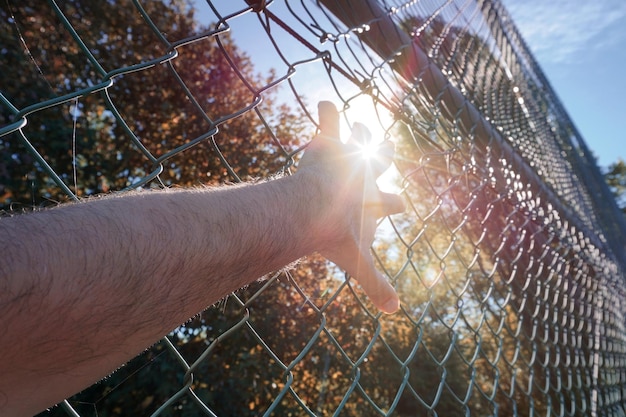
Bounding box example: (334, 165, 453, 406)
(191, 1, 625, 170)
(501, 0, 626, 169)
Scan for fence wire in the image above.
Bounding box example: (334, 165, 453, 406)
(2, 0, 626, 416)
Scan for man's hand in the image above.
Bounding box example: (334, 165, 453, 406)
(297, 101, 405, 313)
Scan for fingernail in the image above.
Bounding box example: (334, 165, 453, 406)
(382, 297, 400, 314)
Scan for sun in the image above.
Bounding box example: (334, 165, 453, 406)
(356, 139, 380, 161)
(342, 97, 402, 193)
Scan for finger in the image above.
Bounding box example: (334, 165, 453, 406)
(367, 140, 395, 178)
(377, 140, 395, 165)
(324, 241, 400, 314)
(363, 190, 405, 219)
(372, 271, 401, 314)
(318, 101, 340, 140)
(378, 191, 406, 217)
(349, 122, 372, 145)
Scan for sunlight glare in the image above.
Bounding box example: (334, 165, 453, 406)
(342, 96, 402, 194)
(308, 87, 402, 194)
(357, 141, 380, 161)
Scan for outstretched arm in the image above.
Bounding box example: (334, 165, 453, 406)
(0, 102, 404, 416)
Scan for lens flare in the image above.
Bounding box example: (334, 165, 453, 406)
(358, 141, 380, 161)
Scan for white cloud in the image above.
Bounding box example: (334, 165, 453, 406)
(501, 0, 626, 63)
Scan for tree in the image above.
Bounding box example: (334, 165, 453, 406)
(1, 0, 307, 211)
(605, 159, 626, 214)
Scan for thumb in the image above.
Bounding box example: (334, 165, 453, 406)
(318, 101, 340, 140)
(352, 257, 400, 314)
(332, 248, 400, 314)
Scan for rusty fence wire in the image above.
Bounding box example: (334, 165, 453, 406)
(2, 0, 626, 415)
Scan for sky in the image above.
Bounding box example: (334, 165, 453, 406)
(191, 0, 626, 170)
(500, 0, 626, 170)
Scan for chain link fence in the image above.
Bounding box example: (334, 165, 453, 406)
(2, 0, 626, 415)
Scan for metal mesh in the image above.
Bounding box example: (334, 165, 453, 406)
(2, 0, 626, 415)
